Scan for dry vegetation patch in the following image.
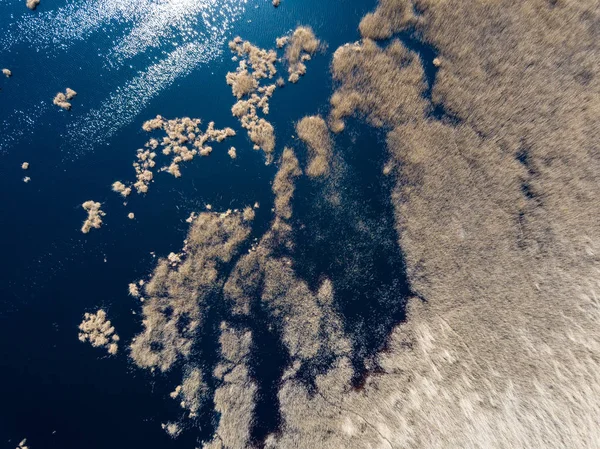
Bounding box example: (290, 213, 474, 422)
(272, 147, 301, 221)
(226, 37, 279, 160)
(69, 1, 600, 447)
(296, 115, 333, 177)
(329, 39, 427, 132)
(130, 210, 252, 372)
(203, 323, 257, 449)
(53, 88, 77, 110)
(80, 200, 105, 234)
(78, 309, 120, 355)
(284, 27, 320, 83)
(358, 0, 417, 40)
(113, 116, 235, 195)
(170, 367, 208, 418)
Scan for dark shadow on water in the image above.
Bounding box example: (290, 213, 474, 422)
(290, 120, 414, 388)
(245, 301, 290, 446)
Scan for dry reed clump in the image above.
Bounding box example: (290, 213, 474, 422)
(128, 283, 139, 297)
(227, 37, 278, 160)
(284, 27, 320, 83)
(26, 0, 40, 10)
(276, 37, 288, 49)
(121, 131, 347, 444)
(358, 0, 416, 40)
(248, 118, 275, 157)
(272, 147, 301, 221)
(111, 181, 131, 197)
(129, 211, 251, 372)
(78, 309, 120, 355)
(203, 323, 257, 449)
(329, 39, 427, 132)
(114, 116, 235, 195)
(53, 88, 77, 110)
(167, 252, 183, 266)
(242, 206, 255, 221)
(170, 367, 208, 418)
(228, 37, 278, 80)
(161, 422, 181, 438)
(227, 70, 259, 99)
(80, 200, 105, 234)
(296, 115, 333, 177)
(222, 252, 261, 317)
(226, 29, 321, 161)
(263, 0, 600, 448)
(2, 68, 11, 77)
(21, 162, 29, 170)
